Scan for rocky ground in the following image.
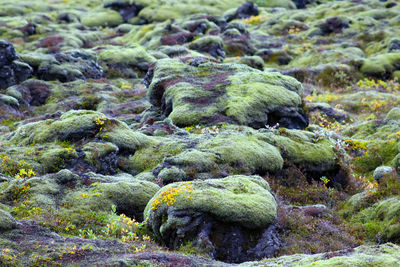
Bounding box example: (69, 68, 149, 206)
(1, 0, 400, 266)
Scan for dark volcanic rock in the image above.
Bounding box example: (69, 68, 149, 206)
(161, 32, 196, 45)
(0, 41, 32, 89)
(226, 2, 259, 22)
(293, 0, 308, 9)
(189, 36, 226, 59)
(319, 17, 350, 35)
(104, 1, 144, 22)
(35, 51, 103, 82)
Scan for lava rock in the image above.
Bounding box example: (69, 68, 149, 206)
(319, 17, 350, 35)
(104, 1, 144, 22)
(226, 2, 259, 22)
(373, 166, 395, 183)
(0, 41, 32, 89)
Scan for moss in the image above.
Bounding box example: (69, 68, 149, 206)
(386, 107, 400, 121)
(95, 181, 160, 220)
(224, 72, 302, 125)
(262, 129, 337, 170)
(0, 94, 19, 107)
(157, 166, 186, 183)
(134, 0, 246, 22)
(353, 140, 398, 173)
(255, 0, 296, 9)
(82, 141, 118, 169)
(97, 45, 156, 77)
(246, 243, 400, 266)
(353, 197, 400, 242)
(122, 140, 184, 174)
(81, 9, 123, 27)
(145, 175, 277, 230)
(148, 58, 304, 128)
(39, 146, 78, 173)
(166, 149, 218, 174)
(0, 208, 17, 231)
(289, 47, 365, 67)
(361, 52, 400, 78)
(8, 110, 104, 145)
(198, 132, 284, 173)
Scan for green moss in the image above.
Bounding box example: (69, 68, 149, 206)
(81, 9, 123, 27)
(96, 181, 160, 217)
(385, 107, 400, 121)
(262, 129, 337, 169)
(361, 52, 400, 78)
(8, 110, 104, 145)
(133, 0, 246, 22)
(246, 243, 400, 266)
(97, 45, 156, 77)
(148, 58, 304, 128)
(122, 140, 184, 174)
(0, 208, 17, 231)
(83, 142, 118, 169)
(198, 132, 284, 173)
(0, 94, 19, 107)
(145, 175, 277, 232)
(225, 72, 302, 125)
(255, 0, 296, 9)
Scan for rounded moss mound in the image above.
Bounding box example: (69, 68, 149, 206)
(81, 10, 123, 27)
(243, 243, 400, 267)
(198, 132, 284, 173)
(147, 57, 307, 129)
(145, 175, 276, 231)
(0, 208, 17, 231)
(144, 175, 279, 263)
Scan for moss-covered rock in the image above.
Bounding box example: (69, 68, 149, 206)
(144, 175, 279, 262)
(97, 45, 156, 78)
(148, 57, 307, 129)
(255, 0, 296, 9)
(92, 180, 160, 221)
(242, 243, 400, 266)
(7, 110, 104, 145)
(361, 52, 400, 78)
(0, 208, 17, 231)
(197, 132, 284, 173)
(133, 0, 246, 22)
(81, 9, 123, 27)
(351, 197, 400, 243)
(145, 175, 276, 228)
(386, 107, 400, 121)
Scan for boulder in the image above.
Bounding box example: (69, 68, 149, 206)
(0, 208, 17, 231)
(147, 57, 307, 129)
(0, 41, 32, 89)
(144, 175, 280, 262)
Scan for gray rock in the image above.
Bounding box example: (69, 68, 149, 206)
(373, 166, 395, 183)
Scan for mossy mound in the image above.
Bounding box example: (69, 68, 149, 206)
(81, 9, 123, 27)
(144, 175, 280, 263)
(130, 0, 247, 22)
(242, 243, 400, 267)
(361, 52, 400, 78)
(97, 45, 156, 78)
(119, 126, 341, 185)
(0, 208, 17, 231)
(147, 57, 307, 129)
(145, 175, 276, 229)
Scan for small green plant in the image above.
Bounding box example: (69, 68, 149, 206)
(0, 153, 36, 178)
(320, 176, 330, 186)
